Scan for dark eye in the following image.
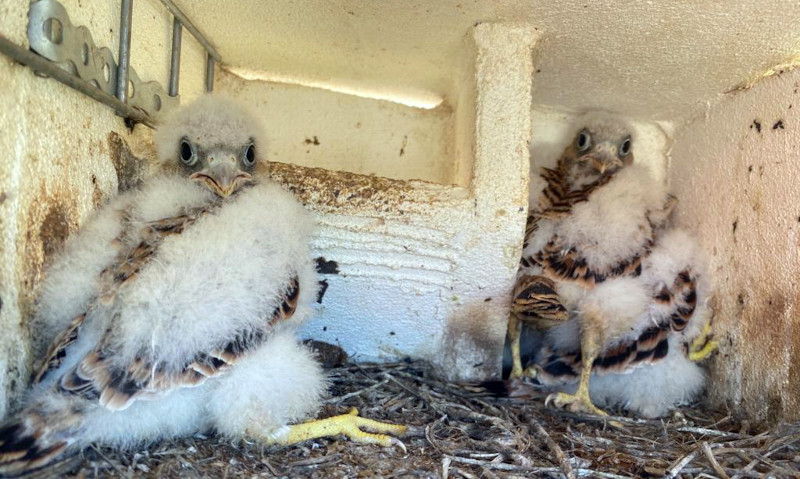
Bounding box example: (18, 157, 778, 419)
(243, 143, 256, 167)
(179, 139, 196, 166)
(576, 129, 591, 152)
(619, 136, 632, 157)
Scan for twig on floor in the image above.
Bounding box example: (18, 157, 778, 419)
(446, 456, 630, 478)
(701, 441, 730, 479)
(530, 417, 576, 479)
(324, 378, 390, 404)
(676, 426, 743, 438)
(666, 447, 699, 479)
(90, 446, 131, 479)
(287, 453, 342, 468)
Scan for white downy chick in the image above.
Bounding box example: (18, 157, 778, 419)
(1, 95, 324, 475)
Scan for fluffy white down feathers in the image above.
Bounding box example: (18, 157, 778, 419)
(540, 228, 712, 418)
(154, 94, 267, 172)
(34, 177, 319, 386)
(32, 173, 323, 441)
(519, 112, 714, 418)
(1, 96, 326, 475)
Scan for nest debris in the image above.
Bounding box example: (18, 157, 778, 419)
(50, 361, 800, 478)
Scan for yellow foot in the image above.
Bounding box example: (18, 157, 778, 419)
(545, 392, 608, 417)
(509, 365, 538, 380)
(687, 321, 719, 362)
(271, 408, 408, 451)
(545, 392, 623, 428)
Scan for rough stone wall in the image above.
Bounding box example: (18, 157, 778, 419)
(0, 0, 210, 417)
(0, 54, 155, 418)
(669, 68, 800, 424)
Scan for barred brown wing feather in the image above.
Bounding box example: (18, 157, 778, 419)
(534, 324, 671, 385)
(512, 275, 568, 323)
(56, 275, 300, 412)
(0, 421, 68, 476)
(99, 205, 215, 297)
(521, 215, 539, 251)
(535, 237, 649, 287)
(270, 276, 300, 325)
(32, 313, 86, 384)
(668, 269, 697, 332)
(34, 206, 218, 385)
(534, 167, 612, 220)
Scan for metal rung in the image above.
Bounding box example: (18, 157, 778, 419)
(0, 0, 222, 127)
(0, 35, 154, 127)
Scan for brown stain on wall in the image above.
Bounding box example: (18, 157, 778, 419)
(91, 175, 104, 207)
(108, 132, 149, 192)
(17, 135, 150, 330)
(39, 206, 71, 258)
(268, 161, 450, 215)
(18, 182, 78, 325)
(740, 290, 792, 424)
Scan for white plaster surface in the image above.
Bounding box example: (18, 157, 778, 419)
(265, 24, 539, 380)
(669, 69, 800, 422)
(176, 0, 800, 120)
(217, 70, 457, 185)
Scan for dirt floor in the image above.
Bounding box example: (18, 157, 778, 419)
(47, 361, 800, 479)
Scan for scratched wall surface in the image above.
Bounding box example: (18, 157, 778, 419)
(216, 71, 458, 186)
(669, 68, 800, 423)
(0, 0, 206, 418)
(263, 24, 539, 381)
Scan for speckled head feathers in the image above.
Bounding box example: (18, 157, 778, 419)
(572, 111, 634, 144)
(155, 94, 266, 164)
(564, 111, 636, 176)
(154, 95, 269, 196)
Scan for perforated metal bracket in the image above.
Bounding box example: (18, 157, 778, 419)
(27, 0, 177, 119)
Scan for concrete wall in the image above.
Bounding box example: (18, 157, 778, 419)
(0, 0, 206, 417)
(669, 68, 800, 423)
(177, 0, 800, 122)
(216, 70, 457, 185)
(254, 24, 539, 380)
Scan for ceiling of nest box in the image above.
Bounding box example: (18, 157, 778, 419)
(177, 0, 800, 120)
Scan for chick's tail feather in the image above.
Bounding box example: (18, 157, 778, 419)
(0, 403, 82, 477)
(480, 379, 543, 399)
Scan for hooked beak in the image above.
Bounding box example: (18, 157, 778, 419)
(587, 155, 609, 174)
(190, 161, 252, 197)
(579, 142, 622, 175)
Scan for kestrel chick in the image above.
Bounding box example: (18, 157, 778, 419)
(558, 111, 635, 187)
(510, 112, 661, 380)
(0, 96, 404, 476)
(507, 112, 694, 418)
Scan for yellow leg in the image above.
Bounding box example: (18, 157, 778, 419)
(263, 408, 408, 450)
(545, 319, 607, 417)
(508, 275, 567, 379)
(688, 321, 719, 362)
(508, 314, 525, 379)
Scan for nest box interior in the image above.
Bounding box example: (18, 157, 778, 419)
(1, 0, 800, 425)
